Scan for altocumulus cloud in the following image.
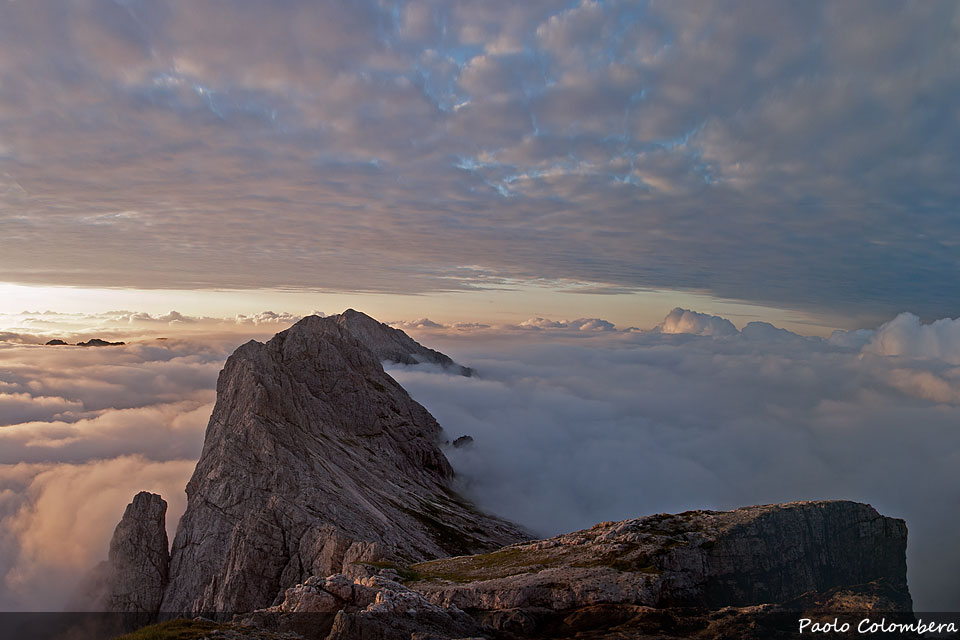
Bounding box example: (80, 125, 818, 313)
(1, 2, 960, 320)
(4, 310, 960, 611)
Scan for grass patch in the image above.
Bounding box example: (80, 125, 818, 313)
(411, 546, 560, 583)
(398, 503, 482, 557)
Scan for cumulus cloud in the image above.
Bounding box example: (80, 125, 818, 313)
(390, 318, 445, 330)
(863, 312, 960, 363)
(518, 317, 617, 332)
(0, 2, 958, 319)
(655, 307, 738, 337)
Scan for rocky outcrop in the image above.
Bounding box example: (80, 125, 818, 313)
(243, 574, 487, 640)
(395, 500, 911, 638)
(410, 500, 910, 614)
(234, 502, 911, 639)
(71, 492, 169, 613)
(452, 435, 474, 449)
(158, 314, 524, 614)
(107, 492, 170, 613)
(336, 309, 473, 376)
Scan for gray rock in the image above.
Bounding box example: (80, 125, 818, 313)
(71, 492, 169, 613)
(236, 501, 913, 640)
(336, 309, 474, 376)
(160, 314, 525, 614)
(250, 574, 488, 640)
(451, 436, 474, 449)
(408, 500, 912, 636)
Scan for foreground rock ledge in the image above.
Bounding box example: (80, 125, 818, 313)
(243, 500, 911, 640)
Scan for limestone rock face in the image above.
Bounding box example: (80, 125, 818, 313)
(247, 574, 486, 640)
(160, 314, 525, 614)
(335, 309, 474, 376)
(234, 501, 912, 639)
(82, 492, 169, 613)
(411, 501, 911, 616)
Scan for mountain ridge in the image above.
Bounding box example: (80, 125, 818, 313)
(78, 311, 914, 639)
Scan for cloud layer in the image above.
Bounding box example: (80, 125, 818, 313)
(0, 333, 247, 610)
(1, 1, 959, 319)
(4, 309, 960, 612)
(391, 312, 960, 611)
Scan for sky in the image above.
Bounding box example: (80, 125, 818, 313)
(1, 0, 959, 617)
(0, 0, 959, 327)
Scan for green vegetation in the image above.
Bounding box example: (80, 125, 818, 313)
(398, 502, 482, 557)
(410, 546, 561, 583)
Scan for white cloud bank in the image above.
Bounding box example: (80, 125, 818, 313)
(392, 311, 960, 611)
(3, 309, 960, 611)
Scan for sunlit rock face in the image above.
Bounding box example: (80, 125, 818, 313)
(158, 314, 524, 614)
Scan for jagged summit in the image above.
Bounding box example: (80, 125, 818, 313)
(335, 309, 474, 376)
(158, 313, 523, 614)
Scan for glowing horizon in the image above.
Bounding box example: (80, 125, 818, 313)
(0, 281, 858, 338)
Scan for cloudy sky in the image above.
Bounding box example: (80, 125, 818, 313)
(2, 0, 960, 616)
(1, 0, 959, 329)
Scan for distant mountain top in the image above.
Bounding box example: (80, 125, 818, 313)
(45, 338, 126, 346)
(77, 338, 126, 347)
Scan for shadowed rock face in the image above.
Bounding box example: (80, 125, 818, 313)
(159, 315, 524, 614)
(410, 500, 911, 614)
(335, 309, 474, 376)
(71, 492, 169, 613)
(107, 492, 170, 613)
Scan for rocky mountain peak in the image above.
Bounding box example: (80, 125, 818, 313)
(334, 309, 474, 376)
(157, 313, 524, 614)
(82, 312, 915, 640)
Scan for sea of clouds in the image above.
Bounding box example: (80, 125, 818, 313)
(1, 309, 959, 611)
